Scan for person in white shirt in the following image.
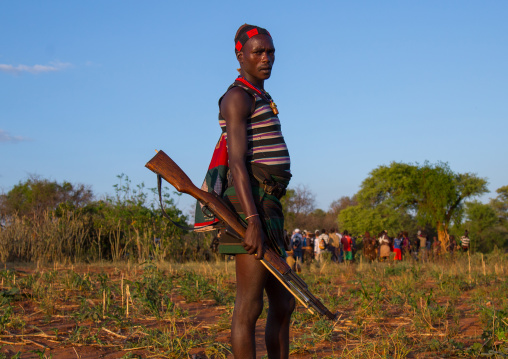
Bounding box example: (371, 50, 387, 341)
(315, 229, 329, 262)
(313, 230, 322, 261)
(378, 231, 391, 261)
(290, 229, 303, 262)
(460, 230, 470, 252)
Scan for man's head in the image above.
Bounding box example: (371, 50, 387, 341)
(234, 24, 275, 82)
(235, 24, 271, 53)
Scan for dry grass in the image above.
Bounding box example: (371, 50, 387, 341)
(0, 250, 507, 358)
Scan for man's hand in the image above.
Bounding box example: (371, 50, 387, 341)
(242, 216, 266, 259)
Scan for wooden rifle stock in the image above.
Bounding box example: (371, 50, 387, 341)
(145, 150, 337, 320)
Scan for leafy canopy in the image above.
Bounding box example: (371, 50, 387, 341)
(0, 174, 93, 219)
(339, 161, 488, 237)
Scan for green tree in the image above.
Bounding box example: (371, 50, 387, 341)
(338, 161, 488, 249)
(461, 200, 501, 252)
(458, 186, 508, 252)
(490, 185, 508, 224)
(0, 174, 92, 220)
(339, 200, 417, 237)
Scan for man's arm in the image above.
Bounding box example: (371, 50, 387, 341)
(220, 87, 267, 259)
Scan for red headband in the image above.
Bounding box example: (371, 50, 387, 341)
(235, 25, 271, 52)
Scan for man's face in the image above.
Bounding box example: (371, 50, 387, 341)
(238, 34, 275, 81)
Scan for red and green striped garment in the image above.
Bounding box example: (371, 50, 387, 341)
(220, 185, 287, 256)
(217, 80, 291, 255)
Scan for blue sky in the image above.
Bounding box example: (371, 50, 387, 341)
(1, 1, 507, 219)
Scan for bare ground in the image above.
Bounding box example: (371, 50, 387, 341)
(0, 259, 505, 358)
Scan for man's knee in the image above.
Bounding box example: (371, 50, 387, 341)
(234, 295, 264, 323)
(269, 292, 295, 320)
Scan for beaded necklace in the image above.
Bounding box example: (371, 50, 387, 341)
(236, 77, 279, 115)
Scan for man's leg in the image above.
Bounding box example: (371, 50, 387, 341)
(232, 253, 268, 359)
(265, 272, 295, 359)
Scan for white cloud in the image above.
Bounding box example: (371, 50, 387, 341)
(0, 61, 71, 75)
(0, 129, 31, 143)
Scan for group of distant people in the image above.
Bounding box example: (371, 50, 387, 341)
(287, 228, 357, 265)
(363, 229, 472, 262)
(286, 228, 472, 265)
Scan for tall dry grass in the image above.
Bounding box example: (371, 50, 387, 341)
(0, 211, 89, 263)
(0, 210, 213, 264)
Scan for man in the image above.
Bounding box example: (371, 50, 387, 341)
(219, 24, 294, 358)
(301, 230, 310, 262)
(316, 229, 329, 262)
(314, 229, 324, 262)
(426, 234, 432, 259)
(362, 231, 377, 262)
(378, 230, 391, 262)
(417, 230, 427, 262)
(337, 230, 344, 263)
(291, 228, 303, 263)
(328, 228, 341, 262)
(342, 230, 353, 262)
(393, 232, 403, 261)
(460, 230, 470, 252)
(307, 231, 316, 261)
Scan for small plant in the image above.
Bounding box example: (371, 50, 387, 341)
(289, 334, 315, 354)
(30, 349, 53, 359)
(204, 341, 232, 358)
(479, 305, 508, 353)
(0, 305, 13, 331)
(311, 318, 334, 342)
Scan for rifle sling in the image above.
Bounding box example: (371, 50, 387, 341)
(157, 174, 211, 231)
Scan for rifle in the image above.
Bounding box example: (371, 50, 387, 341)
(145, 150, 337, 320)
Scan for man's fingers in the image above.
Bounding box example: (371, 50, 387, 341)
(244, 245, 263, 259)
(242, 243, 257, 255)
(255, 246, 264, 260)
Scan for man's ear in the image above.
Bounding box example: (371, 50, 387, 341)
(236, 51, 243, 64)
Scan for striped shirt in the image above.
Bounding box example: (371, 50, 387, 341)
(460, 236, 470, 247)
(219, 81, 291, 173)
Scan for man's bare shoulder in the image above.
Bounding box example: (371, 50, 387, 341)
(220, 86, 253, 119)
